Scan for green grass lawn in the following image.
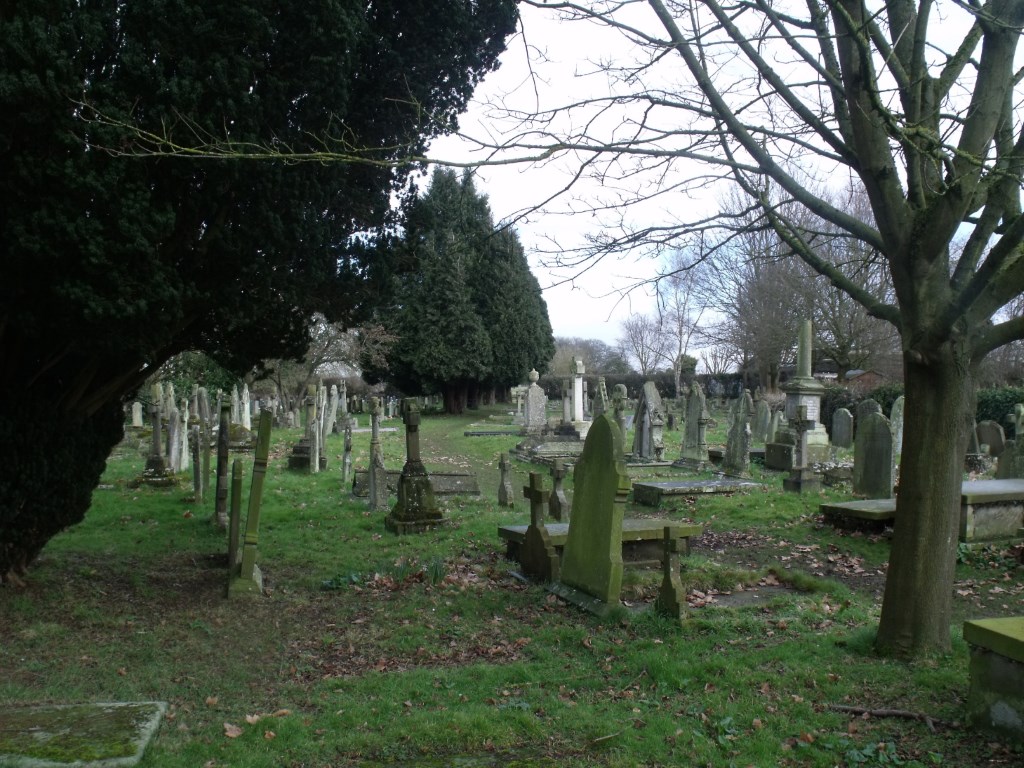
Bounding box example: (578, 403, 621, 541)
(0, 404, 1020, 767)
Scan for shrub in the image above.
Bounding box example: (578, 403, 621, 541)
(976, 386, 1024, 425)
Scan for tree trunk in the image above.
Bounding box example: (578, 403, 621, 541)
(876, 343, 975, 655)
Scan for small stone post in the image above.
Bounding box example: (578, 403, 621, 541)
(191, 425, 203, 504)
(549, 458, 569, 521)
(213, 403, 230, 528)
(497, 452, 514, 508)
(654, 527, 687, 622)
(367, 398, 386, 510)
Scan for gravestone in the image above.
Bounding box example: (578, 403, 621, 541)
(231, 385, 241, 425)
(227, 410, 272, 597)
(131, 401, 144, 428)
(523, 369, 548, 434)
(593, 376, 610, 419)
(611, 384, 628, 449)
(166, 404, 182, 473)
(497, 452, 515, 508)
(549, 414, 629, 615)
(752, 399, 771, 445)
(191, 425, 203, 503)
(976, 420, 1007, 458)
(853, 411, 894, 499)
(995, 439, 1024, 480)
(367, 398, 387, 511)
(342, 421, 354, 486)
(178, 399, 190, 473)
(678, 380, 710, 465)
(767, 409, 786, 444)
(571, 357, 586, 423)
(832, 408, 854, 448)
(324, 384, 339, 438)
(385, 399, 446, 534)
(631, 381, 666, 461)
(519, 472, 559, 582)
(213, 403, 231, 528)
(855, 398, 882, 437)
(549, 458, 569, 521)
(723, 390, 754, 476)
(890, 396, 905, 455)
(654, 527, 687, 622)
(137, 401, 174, 486)
(240, 384, 251, 430)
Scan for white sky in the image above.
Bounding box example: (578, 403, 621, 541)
(427, 3, 671, 346)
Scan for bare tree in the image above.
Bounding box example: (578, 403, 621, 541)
(618, 313, 666, 375)
(473, 0, 1024, 655)
(654, 251, 709, 396)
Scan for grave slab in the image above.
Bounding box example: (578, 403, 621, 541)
(0, 701, 166, 768)
(499, 519, 702, 568)
(964, 617, 1024, 741)
(632, 479, 762, 507)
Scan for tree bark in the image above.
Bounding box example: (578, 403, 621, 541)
(876, 343, 975, 655)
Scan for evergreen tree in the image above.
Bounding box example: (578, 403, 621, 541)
(366, 169, 554, 411)
(0, 0, 517, 583)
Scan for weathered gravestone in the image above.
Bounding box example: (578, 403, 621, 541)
(855, 398, 882, 438)
(977, 420, 1007, 458)
(519, 473, 559, 583)
(767, 409, 786, 444)
(131, 401, 144, 428)
(832, 407, 854, 449)
(227, 410, 272, 597)
(723, 390, 754, 476)
(631, 381, 666, 461)
(213, 403, 231, 528)
(385, 399, 446, 534)
(367, 399, 387, 511)
(996, 439, 1024, 480)
(752, 399, 771, 445)
(497, 452, 515, 508)
(549, 458, 569, 521)
(677, 381, 710, 466)
(240, 384, 251, 431)
(612, 384, 628, 444)
(593, 376, 610, 420)
(523, 369, 548, 434)
(890, 395, 905, 455)
(853, 411, 894, 499)
(548, 414, 630, 616)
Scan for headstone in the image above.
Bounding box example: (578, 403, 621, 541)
(549, 458, 569, 521)
(768, 410, 786, 444)
(654, 527, 687, 622)
(976, 420, 1006, 458)
(723, 390, 754, 476)
(367, 399, 386, 510)
(178, 399, 190, 473)
(611, 384, 628, 448)
(191, 425, 203, 503)
(164, 383, 176, 422)
(231, 385, 241, 425)
(889, 396, 905, 455)
(342, 421, 354, 486)
(551, 414, 629, 613)
(853, 412, 894, 498)
(593, 376, 610, 420)
(560, 379, 572, 426)
(855, 398, 882, 437)
(631, 381, 666, 461)
(523, 369, 548, 434)
(240, 384, 251, 431)
(832, 408, 854, 448)
(213, 403, 231, 528)
(679, 381, 710, 464)
(385, 399, 446, 533)
(572, 358, 585, 422)
(497, 452, 515, 508)
(995, 439, 1024, 479)
(227, 410, 272, 597)
(166, 405, 182, 473)
(519, 473, 559, 583)
(752, 399, 771, 445)
(325, 385, 339, 437)
(131, 401, 144, 428)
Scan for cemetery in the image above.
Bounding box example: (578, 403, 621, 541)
(2, 379, 1022, 767)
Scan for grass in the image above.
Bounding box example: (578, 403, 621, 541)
(0, 403, 1021, 767)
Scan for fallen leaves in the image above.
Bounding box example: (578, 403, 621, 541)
(222, 710, 292, 739)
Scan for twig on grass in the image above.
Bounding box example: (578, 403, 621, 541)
(826, 704, 957, 733)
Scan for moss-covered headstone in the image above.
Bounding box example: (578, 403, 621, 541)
(385, 399, 446, 534)
(549, 414, 629, 615)
(520, 472, 559, 583)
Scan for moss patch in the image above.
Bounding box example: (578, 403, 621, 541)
(0, 702, 166, 767)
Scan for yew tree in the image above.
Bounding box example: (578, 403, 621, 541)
(492, 0, 1024, 655)
(0, 0, 517, 583)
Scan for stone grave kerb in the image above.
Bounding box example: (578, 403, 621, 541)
(520, 472, 559, 582)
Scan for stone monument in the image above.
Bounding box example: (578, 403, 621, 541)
(385, 399, 446, 534)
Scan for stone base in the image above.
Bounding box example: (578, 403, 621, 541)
(547, 581, 615, 617)
(783, 468, 821, 494)
(227, 564, 263, 598)
(384, 514, 448, 535)
(964, 617, 1024, 742)
(632, 479, 761, 507)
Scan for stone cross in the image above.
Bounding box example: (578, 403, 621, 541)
(497, 452, 514, 508)
(654, 527, 687, 621)
(549, 458, 569, 521)
(519, 472, 559, 583)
